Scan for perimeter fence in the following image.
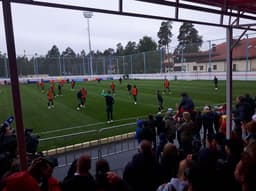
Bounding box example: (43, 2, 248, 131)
(1, 33, 256, 78)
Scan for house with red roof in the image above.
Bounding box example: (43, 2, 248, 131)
(163, 37, 256, 73)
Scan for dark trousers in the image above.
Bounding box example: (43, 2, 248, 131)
(48, 99, 54, 106)
(133, 95, 137, 102)
(106, 105, 113, 121)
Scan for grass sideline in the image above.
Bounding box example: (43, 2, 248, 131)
(0, 79, 255, 150)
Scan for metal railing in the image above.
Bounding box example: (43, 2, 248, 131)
(39, 122, 138, 167)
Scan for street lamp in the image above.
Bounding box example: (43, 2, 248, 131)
(34, 53, 38, 76)
(83, 11, 93, 76)
(4, 53, 8, 78)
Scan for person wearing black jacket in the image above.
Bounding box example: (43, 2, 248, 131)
(102, 90, 114, 124)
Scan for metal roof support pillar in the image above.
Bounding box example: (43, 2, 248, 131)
(226, 26, 233, 140)
(2, 0, 27, 169)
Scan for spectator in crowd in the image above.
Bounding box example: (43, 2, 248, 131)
(175, 92, 195, 121)
(3, 171, 40, 191)
(63, 159, 77, 182)
(164, 108, 176, 143)
(61, 154, 97, 191)
(95, 159, 110, 190)
(155, 112, 165, 138)
(123, 140, 161, 191)
(39, 157, 61, 191)
(216, 139, 244, 191)
(234, 95, 252, 139)
(234, 143, 256, 191)
(141, 114, 157, 150)
(157, 159, 193, 191)
(95, 159, 133, 191)
(0, 122, 18, 181)
(178, 112, 195, 157)
(204, 133, 226, 161)
(3, 157, 60, 191)
(242, 120, 256, 152)
(156, 133, 168, 162)
(201, 105, 215, 147)
(135, 118, 144, 144)
(177, 92, 195, 114)
(158, 143, 179, 184)
(197, 150, 218, 191)
(244, 93, 255, 118)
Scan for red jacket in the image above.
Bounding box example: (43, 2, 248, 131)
(164, 80, 170, 88)
(48, 90, 54, 100)
(48, 177, 61, 191)
(132, 87, 138, 96)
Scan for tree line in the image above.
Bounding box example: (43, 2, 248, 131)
(44, 21, 203, 59)
(0, 21, 203, 76)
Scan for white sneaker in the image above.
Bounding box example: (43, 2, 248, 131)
(51, 105, 54, 108)
(111, 120, 114, 123)
(76, 107, 80, 110)
(107, 121, 110, 124)
(48, 106, 51, 109)
(134, 102, 137, 104)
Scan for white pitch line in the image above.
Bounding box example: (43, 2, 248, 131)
(38, 116, 145, 135)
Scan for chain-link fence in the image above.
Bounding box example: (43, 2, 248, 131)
(1, 33, 256, 78)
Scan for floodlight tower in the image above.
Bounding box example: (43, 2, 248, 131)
(83, 11, 93, 76)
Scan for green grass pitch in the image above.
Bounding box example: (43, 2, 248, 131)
(0, 79, 255, 150)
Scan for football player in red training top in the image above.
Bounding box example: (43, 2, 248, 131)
(110, 81, 116, 96)
(47, 89, 54, 109)
(131, 85, 138, 104)
(163, 79, 171, 94)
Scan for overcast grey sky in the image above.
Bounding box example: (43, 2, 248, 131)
(0, 0, 248, 56)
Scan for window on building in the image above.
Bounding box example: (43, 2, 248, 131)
(174, 66, 182, 71)
(213, 65, 217, 70)
(233, 64, 237, 71)
(193, 66, 197, 71)
(200, 66, 203, 70)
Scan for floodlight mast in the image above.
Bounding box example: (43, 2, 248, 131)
(83, 11, 93, 76)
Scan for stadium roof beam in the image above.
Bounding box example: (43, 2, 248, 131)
(2, 0, 256, 169)
(1, 0, 256, 31)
